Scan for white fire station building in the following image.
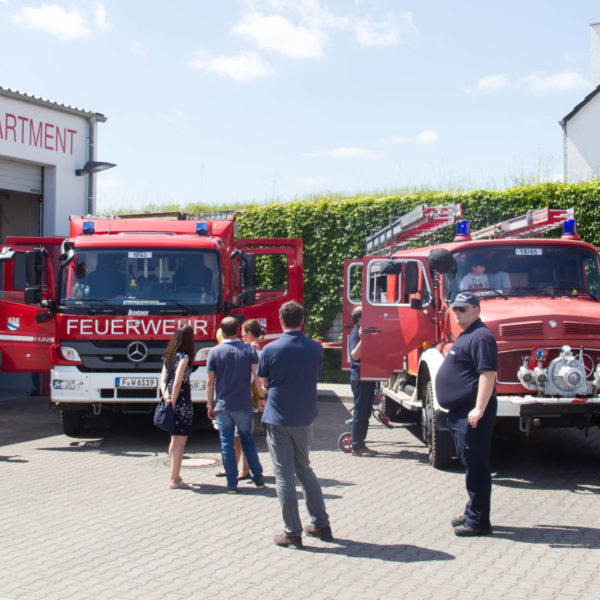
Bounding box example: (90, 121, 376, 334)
(0, 87, 109, 243)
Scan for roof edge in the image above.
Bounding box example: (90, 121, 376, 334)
(0, 86, 106, 122)
(560, 83, 600, 127)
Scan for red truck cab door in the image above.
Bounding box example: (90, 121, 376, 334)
(359, 255, 436, 380)
(342, 259, 363, 371)
(0, 242, 57, 372)
(229, 238, 303, 338)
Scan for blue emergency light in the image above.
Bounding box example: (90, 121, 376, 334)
(82, 221, 95, 235)
(561, 219, 579, 239)
(454, 219, 471, 241)
(196, 222, 208, 236)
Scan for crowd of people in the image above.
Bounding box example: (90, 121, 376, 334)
(160, 300, 332, 548)
(160, 293, 498, 545)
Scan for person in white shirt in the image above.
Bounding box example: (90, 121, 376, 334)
(460, 255, 489, 291)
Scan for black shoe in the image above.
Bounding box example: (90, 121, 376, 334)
(273, 533, 303, 549)
(451, 514, 467, 528)
(254, 477, 266, 489)
(304, 524, 333, 542)
(454, 523, 492, 537)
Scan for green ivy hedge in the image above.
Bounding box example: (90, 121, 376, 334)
(235, 181, 600, 339)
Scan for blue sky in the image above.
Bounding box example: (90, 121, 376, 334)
(0, 1, 598, 212)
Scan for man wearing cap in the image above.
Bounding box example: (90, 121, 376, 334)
(435, 291, 497, 536)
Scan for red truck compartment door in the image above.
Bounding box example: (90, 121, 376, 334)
(230, 239, 303, 340)
(360, 256, 435, 380)
(342, 259, 363, 371)
(0, 247, 54, 372)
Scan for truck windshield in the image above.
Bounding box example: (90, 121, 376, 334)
(59, 248, 220, 312)
(444, 245, 600, 301)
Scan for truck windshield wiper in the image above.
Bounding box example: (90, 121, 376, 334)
(62, 297, 118, 313)
(548, 286, 599, 301)
(505, 286, 552, 297)
(472, 288, 508, 299)
(156, 299, 191, 314)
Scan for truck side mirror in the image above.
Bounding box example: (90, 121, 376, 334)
(25, 249, 44, 305)
(405, 262, 419, 294)
(427, 248, 456, 275)
(26, 249, 44, 287)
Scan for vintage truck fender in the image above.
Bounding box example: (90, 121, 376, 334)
(417, 347, 447, 413)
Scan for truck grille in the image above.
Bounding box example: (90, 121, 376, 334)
(499, 322, 543, 338)
(563, 321, 600, 336)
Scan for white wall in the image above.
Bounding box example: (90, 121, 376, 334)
(565, 94, 600, 182)
(0, 95, 91, 236)
(592, 23, 600, 88)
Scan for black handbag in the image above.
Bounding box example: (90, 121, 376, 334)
(153, 359, 176, 432)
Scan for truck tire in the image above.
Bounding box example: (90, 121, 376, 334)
(421, 379, 455, 469)
(60, 409, 84, 436)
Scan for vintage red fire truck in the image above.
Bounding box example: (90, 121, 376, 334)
(0, 215, 302, 434)
(343, 204, 600, 468)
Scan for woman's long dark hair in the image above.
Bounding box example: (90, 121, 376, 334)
(163, 325, 195, 368)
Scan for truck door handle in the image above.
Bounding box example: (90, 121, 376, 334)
(362, 327, 381, 334)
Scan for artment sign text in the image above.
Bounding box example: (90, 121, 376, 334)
(0, 111, 78, 155)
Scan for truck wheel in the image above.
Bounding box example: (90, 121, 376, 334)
(60, 409, 84, 436)
(421, 380, 455, 469)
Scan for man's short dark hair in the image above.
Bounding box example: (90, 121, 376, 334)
(220, 316, 239, 337)
(351, 305, 362, 324)
(279, 300, 304, 329)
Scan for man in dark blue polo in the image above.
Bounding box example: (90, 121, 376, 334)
(435, 291, 497, 537)
(206, 316, 265, 493)
(348, 305, 377, 456)
(258, 300, 331, 549)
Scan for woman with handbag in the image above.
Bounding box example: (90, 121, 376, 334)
(160, 325, 195, 489)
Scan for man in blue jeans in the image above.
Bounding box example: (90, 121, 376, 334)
(207, 316, 265, 493)
(348, 305, 377, 456)
(258, 300, 332, 549)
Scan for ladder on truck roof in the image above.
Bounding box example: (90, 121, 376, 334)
(471, 207, 575, 240)
(365, 204, 463, 255)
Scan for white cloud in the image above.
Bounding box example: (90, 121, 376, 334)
(473, 71, 589, 94)
(159, 109, 185, 124)
(232, 12, 324, 59)
(93, 2, 111, 32)
(190, 50, 273, 82)
(12, 4, 91, 40)
(522, 71, 589, 92)
(303, 147, 383, 159)
(355, 12, 418, 46)
(477, 74, 510, 92)
(382, 135, 411, 144)
(416, 130, 439, 144)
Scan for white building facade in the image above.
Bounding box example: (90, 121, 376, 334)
(560, 24, 600, 182)
(0, 87, 107, 241)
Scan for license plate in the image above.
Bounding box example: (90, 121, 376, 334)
(115, 377, 158, 388)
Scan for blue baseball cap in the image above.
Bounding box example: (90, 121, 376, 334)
(451, 291, 480, 307)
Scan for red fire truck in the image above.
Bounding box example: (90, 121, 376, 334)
(0, 215, 302, 434)
(343, 204, 600, 468)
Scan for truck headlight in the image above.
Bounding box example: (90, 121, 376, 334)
(59, 346, 81, 362)
(195, 347, 213, 363)
(52, 379, 85, 390)
(191, 379, 206, 390)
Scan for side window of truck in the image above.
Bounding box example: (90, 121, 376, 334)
(253, 253, 288, 301)
(348, 263, 363, 304)
(367, 259, 429, 306)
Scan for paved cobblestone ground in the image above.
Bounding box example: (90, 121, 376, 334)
(1, 386, 599, 600)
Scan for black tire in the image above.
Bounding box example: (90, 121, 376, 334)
(421, 379, 455, 468)
(60, 409, 85, 436)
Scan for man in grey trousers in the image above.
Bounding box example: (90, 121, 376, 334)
(257, 300, 332, 548)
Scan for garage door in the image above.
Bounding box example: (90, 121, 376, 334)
(0, 157, 42, 194)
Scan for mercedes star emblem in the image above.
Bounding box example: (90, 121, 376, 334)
(127, 341, 148, 363)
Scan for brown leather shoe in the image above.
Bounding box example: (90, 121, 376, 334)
(273, 533, 303, 549)
(304, 524, 334, 542)
(351, 447, 378, 457)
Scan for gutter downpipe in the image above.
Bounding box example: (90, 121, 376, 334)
(558, 118, 568, 184)
(87, 115, 97, 216)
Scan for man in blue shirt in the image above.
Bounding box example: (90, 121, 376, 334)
(435, 291, 497, 537)
(348, 305, 377, 456)
(258, 300, 331, 548)
(207, 316, 265, 493)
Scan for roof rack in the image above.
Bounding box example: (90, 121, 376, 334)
(366, 204, 463, 255)
(471, 208, 575, 240)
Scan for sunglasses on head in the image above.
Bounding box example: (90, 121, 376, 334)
(451, 306, 469, 313)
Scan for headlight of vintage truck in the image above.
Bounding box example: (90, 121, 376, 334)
(190, 379, 206, 390)
(195, 347, 213, 363)
(593, 364, 600, 388)
(52, 379, 85, 390)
